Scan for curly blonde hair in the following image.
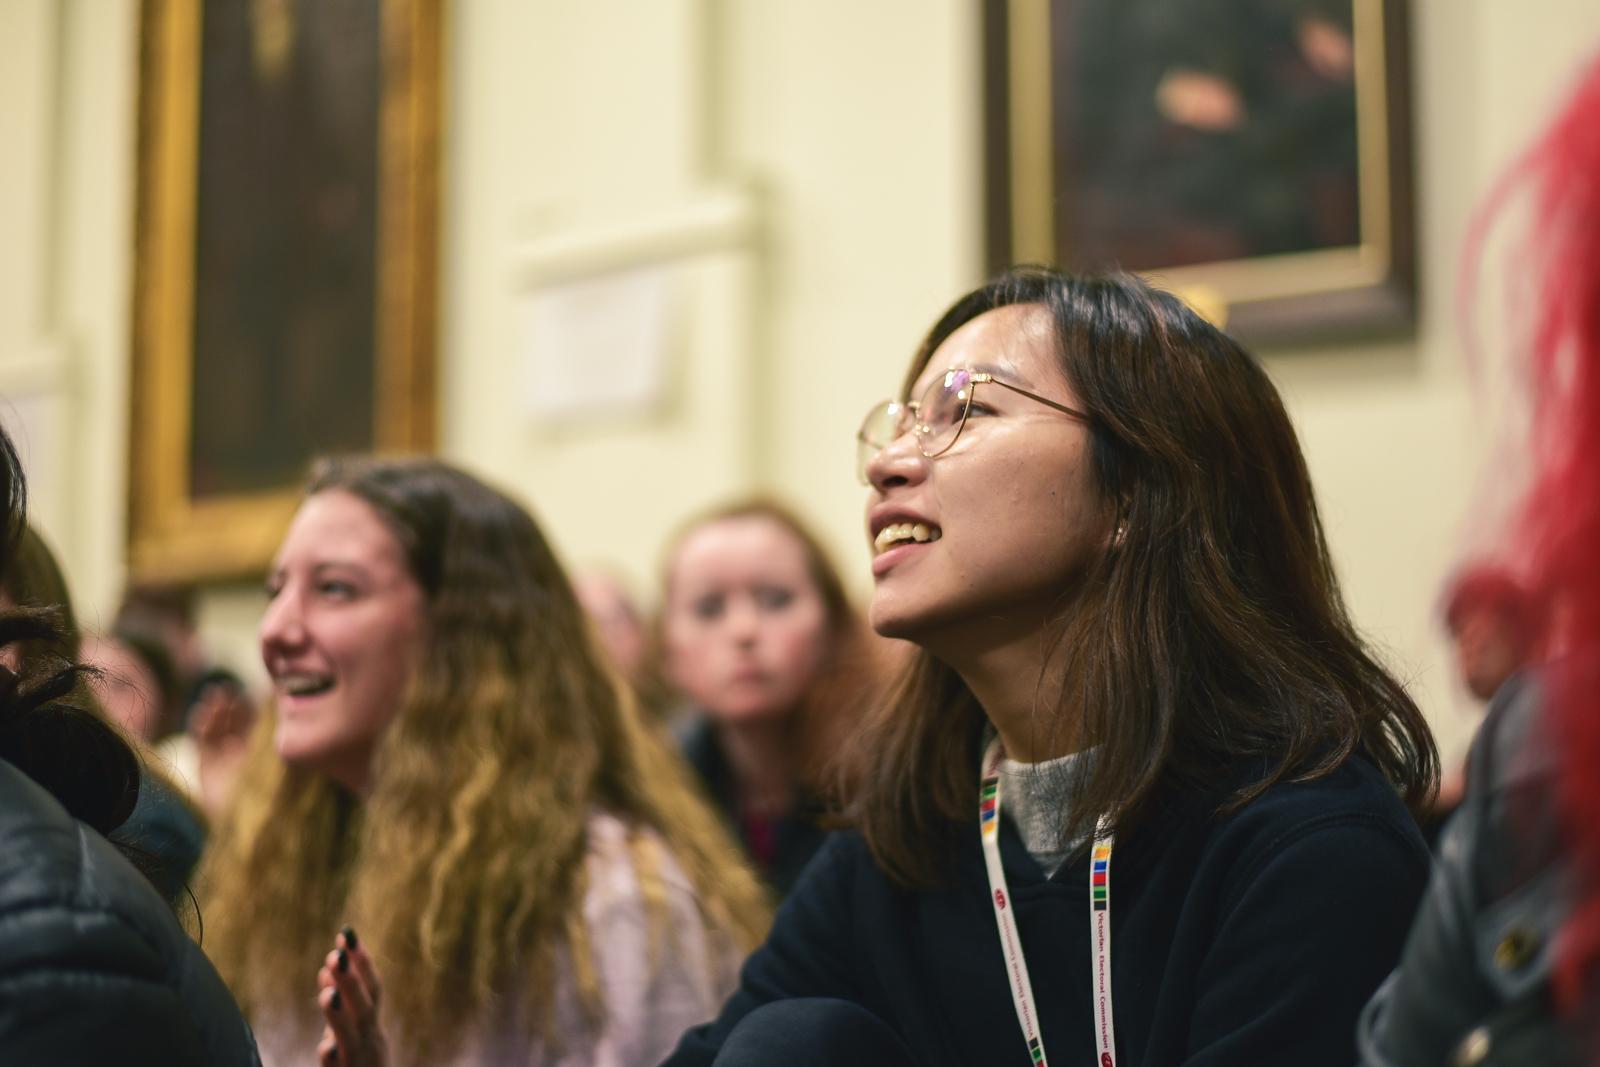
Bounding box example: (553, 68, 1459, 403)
(200, 457, 770, 1063)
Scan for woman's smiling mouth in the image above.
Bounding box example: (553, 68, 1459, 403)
(277, 672, 336, 699)
(872, 522, 942, 556)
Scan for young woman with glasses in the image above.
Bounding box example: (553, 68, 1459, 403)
(664, 267, 1437, 1067)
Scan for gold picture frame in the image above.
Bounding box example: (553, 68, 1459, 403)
(985, 0, 1415, 343)
(130, 0, 441, 583)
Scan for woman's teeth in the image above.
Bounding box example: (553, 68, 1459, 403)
(873, 522, 941, 555)
(280, 674, 335, 697)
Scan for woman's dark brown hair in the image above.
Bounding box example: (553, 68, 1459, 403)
(843, 267, 1438, 886)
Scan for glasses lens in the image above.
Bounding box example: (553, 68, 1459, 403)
(856, 400, 904, 483)
(918, 369, 973, 455)
(857, 400, 903, 449)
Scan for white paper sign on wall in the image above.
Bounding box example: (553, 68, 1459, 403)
(519, 265, 673, 422)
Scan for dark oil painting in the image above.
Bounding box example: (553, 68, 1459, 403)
(188, 0, 381, 498)
(1054, 0, 1361, 273)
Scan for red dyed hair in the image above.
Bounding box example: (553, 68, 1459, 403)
(1441, 565, 1537, 638)
(1470, 49, 1600, 1008)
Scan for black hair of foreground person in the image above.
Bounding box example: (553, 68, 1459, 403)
(0, 423, 260, 1066)
(663, 268, 1438, 1067)
(0, 522, 209, 908)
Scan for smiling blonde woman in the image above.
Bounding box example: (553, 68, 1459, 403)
(200, 457, 769, 1067)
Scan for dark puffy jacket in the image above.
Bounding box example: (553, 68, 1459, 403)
(0, 757, 260, 1066)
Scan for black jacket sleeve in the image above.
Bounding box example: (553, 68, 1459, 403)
(662, 834, 863, 1065)
(1183, 816, 1429, 1066)
(0, 902, 214, 1066)
(0, 767, 261, 1067)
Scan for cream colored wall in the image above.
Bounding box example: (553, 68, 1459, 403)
(438, 0, 982, 598)
(441, 0, 757, 592)
(1269, 0, 1600, 764)
(0, 0, 139, 641)
(1, 1, 1596, 751)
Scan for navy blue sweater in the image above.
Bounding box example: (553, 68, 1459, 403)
(664, 757, 1429, 1066)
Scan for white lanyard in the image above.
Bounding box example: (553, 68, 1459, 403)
(980, 738, 1118, 1067)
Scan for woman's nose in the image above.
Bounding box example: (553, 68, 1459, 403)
(725, 598, 761, 643)
(865, 427, 927, 493)
(259, 587, 307, 655)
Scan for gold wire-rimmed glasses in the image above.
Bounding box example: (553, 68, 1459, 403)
(855, 368, 1092, 484)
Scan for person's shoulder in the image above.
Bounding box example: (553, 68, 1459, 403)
(576, 811, 748, 1008)
(1469, 671, 1550, 792)
(0, 761, 259, 1067)
(581, 810, 715, 916)
(772, 827, 916, 915)
(787, 826, 873, 879)
(0, 759, 81, 896)
(1234, 754, 1423, 830)
(675, 714, 718, 764)
(1207, 755, 1429, 873)
(0, 758, 179, 967)
(675, 716, 739, 806)
(587, 812, 869, 895)
(581, 810, 649, 885)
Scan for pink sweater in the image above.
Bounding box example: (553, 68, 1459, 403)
(256, 811, 746, 1067)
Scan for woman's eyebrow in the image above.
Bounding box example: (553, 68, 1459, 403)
(913, 360, 1023, 397)
(310, 560, 368, 579)
(967, 360, 1029, 387)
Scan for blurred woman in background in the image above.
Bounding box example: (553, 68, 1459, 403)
(661, 500, 888, 896)
(202, 456, 769, 1067)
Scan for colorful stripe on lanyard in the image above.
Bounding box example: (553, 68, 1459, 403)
(980, 738, 1118, 1067)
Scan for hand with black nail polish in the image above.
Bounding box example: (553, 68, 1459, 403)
(314, 926, 388, 1067)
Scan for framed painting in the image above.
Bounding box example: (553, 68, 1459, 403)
(130, 0, 441, 582)
(985, 0, 1415, 343)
